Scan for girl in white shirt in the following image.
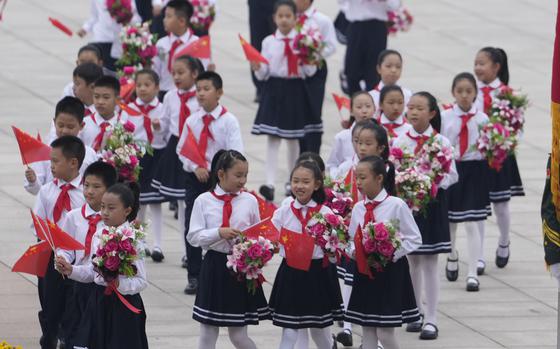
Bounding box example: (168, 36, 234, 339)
(368, 49, 412, 112)
(270, 161, 342, 349)
(376, 85, 412, 143)
(393, 92, 458, 340)
(187, 150, 267, 349)
(345, 155, 421, 349)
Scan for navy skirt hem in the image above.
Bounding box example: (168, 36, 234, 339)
(488, 154, 525, 202)
(448, 160, 491, 223)
(411, 189, 452, 255)
(139, 148, 165, 204)
(151, 135, 187, 199)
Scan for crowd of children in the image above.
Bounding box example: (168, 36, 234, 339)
(15, 0, 530, 348)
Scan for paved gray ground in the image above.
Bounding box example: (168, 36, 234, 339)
(0, 0, 558, 348)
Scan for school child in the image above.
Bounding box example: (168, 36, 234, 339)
(339, 0, 401, 95)
(368, 49, 412, 110)
(474, 47, 524, 271)
(25, 97, 99, 196)
(55, 161, 117, 348)
(153, 0, 203, 97)
(441, 72, 490, 292)
(176, 71, 244, 295)
(294, 0, 337, 154)
(78, 0, 141, 71)
(48, 63, 104, 144)
(33, 135, 87, 349)
(377, 85, 412, 143)
(187, 150, 268, 349)
(327, 91, 376, 174)
(250, 0, 318, 201)
(81, 76, 132, 152)
(248, 0, 276, 101)
(345, 155, 421, 349)
(56, 183, 148, 348)
(393, 92, 458, 339)
(270, 161, 343, 349)
(61, 44, 111, 98)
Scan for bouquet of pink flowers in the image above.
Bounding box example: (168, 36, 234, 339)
(116, 22, 158, 80)
(101, 121, 151, 182)
(477, 120, 517, 171)
(190, 0, 216, 33)
(362, 220, 401, 272)
(489, 85, 529, 136)
(324, 177, 354, 218)
(106, 0, 133, 25)
(226, 236, 275, 294)
(388, 146, 415, 172)
(415, 136, 454, 187)
(387, 7, 413, 35)
(92, 224, 145, 283)
(395, 167, 433, 212)
(293, 26, 325, 66)
(306, 212, 349, 262)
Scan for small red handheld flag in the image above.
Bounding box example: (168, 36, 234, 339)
(332, 93, 350, 111)
(243, 217, 280, 243)
(238, 34, 269, 64)
(12, 126, 51, 165)
(31, 210, 85, 250)
(12, 241, 52, 277)
(344, 168, 359, 203)
(118, 102, 142, 116)
(280, 228, 314, 271)
(174, 36, 211, 59)
(48, 17, 73, 37)
(248, 190, 277, 219)
(120, 81, 136, 102)
(179, 125, 207, 169)
(354, 225, 373, 279)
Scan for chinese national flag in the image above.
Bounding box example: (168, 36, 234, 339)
(238, 34, 269, 64)
(12, 126, 51, 165)
(280, 228, 314, 271)
(120, 81, 136, 102)
(12, 241, 52, 277)
(344, 168, 359, 202)
(179, 125, 207, 169)
(174, 35, 211, 59)
(243, 217, 280, 243)
(48, 17, 73, 37)
(118, 102, 142, 116)
(354, 226, 373, 279)
(30, 210, 85, 250)
(249, 190, 277, 219)
(332, 93, 350, 111)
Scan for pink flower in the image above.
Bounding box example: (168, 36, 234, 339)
(377, 241, 395, 258)
(330, 200, 348, 215)
(129, 155, 139, 167)
(119, 239, 134, 254)
(390, 147, 404, 159)
(363, 237, 376, 253)
(104, 240, 119, 253)
(325, 213, 340, 227)
(262, 249, 273, 263)
(123, 120, 136, 132)
(374, 223, 389, 241)
(309, 223, 326, 236)
(123, 66, 136, 75)
(104, 255, 121, 271)
(247, 243, 264, 259)
(430, 182, 438, 198)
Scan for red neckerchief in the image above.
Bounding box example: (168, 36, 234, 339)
(406, 130, 432, 154)
(211, 191, 238, 228)
(363, 195, 388, 226)
(290, 201, 322, 230)
(132, 101, 158, 144)
(81, 205, 101, 260)
(178, 90, 197, 136)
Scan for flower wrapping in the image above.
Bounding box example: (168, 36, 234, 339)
(226, 236, 275, 294)
(116, 22, 158, 82)
(190, 0, 216, 32)
(106, 0, 133, 25)
(387, 6, 413, 35)
(306, 212, 350, 262)
(395, 167, 433, 212)
(293, 26, 325, 66)
(362, 220, 401, 273)
(476, 120, 517, 171)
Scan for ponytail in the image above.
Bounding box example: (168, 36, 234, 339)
(359, 155, 395, 196)
(209, 149, 248, 190)
(107, 182, 140, 222)
(480, 47, 509, 85)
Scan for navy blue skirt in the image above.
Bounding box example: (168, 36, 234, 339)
(252, 77, 321, 139)
(488, 154, 525, 202)
(269, 258, 343, 329)
(448, 160, 491, 223)
(337, 256, 356, 286)
(411, 189, 452, 255)
(151, 135, 187, 199)
(65, 282, 95, 348)
(304, 64, 327, 133)
(345, 257, 420, 327)
(193, 250, 270, 327)
(139, 148, 165, 204)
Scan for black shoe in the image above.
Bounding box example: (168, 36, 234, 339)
(466, 277, 480, 292)
(259, 185, 275, 202)
(446, 256, 458, 282)
(181, 255, 188, 269)
(337, 320, 344, 328)
(406, 314, 423, 332)
(144, 248, 151, 257)
(477, 260, 486, 275)
(419, 323, 439, 340)
(335, 330, 353, 347)
(495, 243, 510, 268)
(151, 248, 164, 262)
(169, 201, 177, 211)
(184, 278, 198, 295)
(174, 209, 178, 220)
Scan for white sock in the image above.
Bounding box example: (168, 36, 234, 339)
(198, 324, 219, 349)
(465, 222, 481, 278)
(228, 326, 257, 349)
(362, 327, 379, 349)
(309, 328, 332, 349)
(377, 327, 400, 349)
(294, 329, 309, 349)
(279, 328, 299, 349)
(139, 204, 147, 222)
(148, 203, 163, 250)
(406, 255, 424, 318)
(266, 136, 281, 186)
(477, 220, 486, 263)
(422, 254, 440, 325)
(493, 201, 511, 257)
(286, 138, 300, 172)
(447, 223, 458, 271)
(341, 283, 353, 331)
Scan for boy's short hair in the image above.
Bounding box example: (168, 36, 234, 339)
(196, 71, 223, 90)
(93, 76, 120, 95)
(73, 63, 104, 85)
(83, 161, 118, 188)
(77, 44, 103, 61)
(165, 0, 194, 22)
(50, 135, 86, 167)
(135, 69, 160, 86)
(55, 97, 85, 123)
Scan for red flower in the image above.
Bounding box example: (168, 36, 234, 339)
(105, 255, 121, 271)
(123, 120, 136, 132)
